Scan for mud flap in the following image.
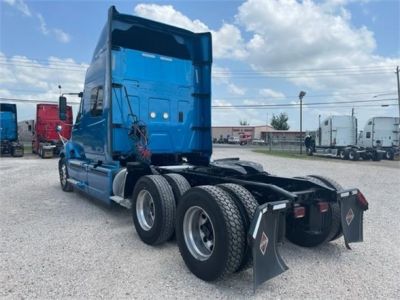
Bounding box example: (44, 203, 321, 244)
(338, 189, 366, 249)
(248, 200, 289, 291)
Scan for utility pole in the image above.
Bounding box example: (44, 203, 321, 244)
(396, 66, 400, 120)
(299, 91, 306, 154)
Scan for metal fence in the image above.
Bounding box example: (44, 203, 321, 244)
(214, 137, 305, 153)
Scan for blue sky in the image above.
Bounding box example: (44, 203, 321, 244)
(1, 0, 399, 130)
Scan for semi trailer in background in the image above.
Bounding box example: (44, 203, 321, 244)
(56, 6, 368, 290)
(32, 103, 73, 158)
(0, 103, 24, 157)
(358, 117, 399, 160)
(305, 115, 384, 161)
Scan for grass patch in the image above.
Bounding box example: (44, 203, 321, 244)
(253, 149, 317, 160)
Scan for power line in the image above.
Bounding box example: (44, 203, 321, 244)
(0, 97, 80, 105)
(0, 55, 394, 72)
(1, 97, 395, 109)
(212, 98, 397, 108)
(214, 90, 397, 99)
(3, 87, 395, 100)
(213, 71, 393, 78)
(0, 62, 87, 72)
(214, 68, 393, 75)
(0, 56, 88, 67)
(212, 104, 397, 110)
(0, 60, 395, 78)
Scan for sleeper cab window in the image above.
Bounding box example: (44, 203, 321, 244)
(90, 86, 104, 116)
(366, 132, 371, 138)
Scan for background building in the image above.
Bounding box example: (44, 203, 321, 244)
(212, 125, 304, 141)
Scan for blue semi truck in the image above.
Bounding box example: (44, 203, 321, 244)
(0, 103, 24, 157)
(57, 6, 368, 290)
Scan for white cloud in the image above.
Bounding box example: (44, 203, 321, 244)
(0, 53, 87, 120)
(212, 65, 247, 96)
(4, 0, 31, 16)
(259, 88, 285, 99)
(5, 1, 70, 43)
(134, 4, 209, 32)
(37, 13, 49, 35)
(37, 13, 71, 43)
(134, 3, 247, 59)
(235, 0, 398, 92)
(212, 66, 231, 85)
(227, 83, 246, 96)
(53, 28, 71, 43)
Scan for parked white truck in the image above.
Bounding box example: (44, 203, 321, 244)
(305, 115, 384, 161)
(358, 117, 399, 160)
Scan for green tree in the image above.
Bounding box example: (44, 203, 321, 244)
(239, 120, 249, 125)
(271, 113, 290, 130)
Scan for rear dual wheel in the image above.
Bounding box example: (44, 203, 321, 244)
(348, 149, 359, 161)
(385, 149, 394, 160)
(176, 185, 249, 281)
(132, 177, 257, 280)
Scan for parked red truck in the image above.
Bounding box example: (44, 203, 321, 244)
(32, 103, 73, 158)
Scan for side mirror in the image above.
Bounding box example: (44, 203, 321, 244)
(59, 96, 67, 120)
(56, 125, 62, 132)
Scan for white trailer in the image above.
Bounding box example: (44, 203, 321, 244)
(305, 115, 384, 161)
(358, 117, 399, 160)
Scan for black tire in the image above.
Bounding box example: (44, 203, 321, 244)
(307, 175, 343, 241)
(348, 149, 359, 161)
(286, 176, 342, 247)
(339, 150, 345, 160)
(163, 173, 191, 241)
(176, 186, 246, 281)
(163, 173, 191, 205)
(343, 149, 350, 160)
(58, 157, 73, 192)
(132, 175, 176, 245)
(372, 151, 381, 161)
(11, 147, 24, 157)
(217, 183, 258, 271)
(385, 149, 394, 160)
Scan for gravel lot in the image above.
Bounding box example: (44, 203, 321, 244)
(1, 149, 399, 299)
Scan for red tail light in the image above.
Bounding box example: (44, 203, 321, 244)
(357, 191, 369, 210)
(294, 206, 305, 218)
(317, 202, 329, 213)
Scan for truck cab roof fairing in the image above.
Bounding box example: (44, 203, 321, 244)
(92, 6, 212, 62)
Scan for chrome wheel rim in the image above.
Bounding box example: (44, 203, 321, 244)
(60, 164, 67, 186)
(339, 151, 344, 159)
(349, 152, 354, 160)
(183, 206, 215, 261)
(136, 190, 155, 231)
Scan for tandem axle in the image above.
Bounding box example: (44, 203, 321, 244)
(57, 6, 368, 291)
(60, 157, 368, 290)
